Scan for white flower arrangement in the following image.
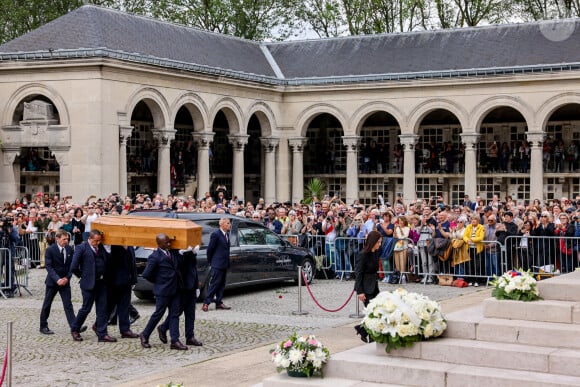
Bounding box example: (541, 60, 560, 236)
(270, 333, 330, 377)
(491, 269, 541, 301)
(361, 288, 447, 352)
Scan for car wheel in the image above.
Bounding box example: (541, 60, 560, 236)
(295, 257, 315, 285)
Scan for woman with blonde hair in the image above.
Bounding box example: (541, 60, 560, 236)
(450, 216, 469, 279)
(463, 215, 485, 283)
(393, 215, 410, 282)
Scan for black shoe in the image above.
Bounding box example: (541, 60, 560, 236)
(40, 327, 54, 335)
(129, 314, 140, 325)
(79, 325, 88, 333)
(354, 325, 369, 343)
(186, 337, 203, 346)
(157, 326, 168, 344)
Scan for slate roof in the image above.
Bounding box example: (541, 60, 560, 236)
(1, 5, 580, 86)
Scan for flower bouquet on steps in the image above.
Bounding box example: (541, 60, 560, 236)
(270, 332, 330, 377)
(361, 288, 447, 353)
(491, 269, 542, 302)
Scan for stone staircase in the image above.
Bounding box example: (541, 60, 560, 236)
(260, 271, 580, 387)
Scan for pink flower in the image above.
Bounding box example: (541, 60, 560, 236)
(308, 339, 318, 346)
(283, 340, 293, 348)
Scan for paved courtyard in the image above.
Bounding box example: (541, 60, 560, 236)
(0, 268, 482, 386)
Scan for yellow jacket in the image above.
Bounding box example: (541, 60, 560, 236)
(463, 224, 485, 254)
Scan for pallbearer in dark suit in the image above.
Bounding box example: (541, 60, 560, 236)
(106, 245, 139, 338)
(202, 217, 232, 312)
(39, 230, 76, 334)
(139, 233, 188, 350)
(69, 229, 116, 343)
(354, 230, 382, 343)
(158, 245, 203, 347)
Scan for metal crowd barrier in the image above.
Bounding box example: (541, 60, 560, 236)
(0, 248, 12, 299)
(20, 231, 46, 267)
(504, 235, 580, 277)
(283, 232, 580, 285)
(12, 246, 31, 294)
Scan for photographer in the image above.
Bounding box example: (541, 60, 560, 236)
(321, 211, 338, 278)
(0, 216, 20, 297)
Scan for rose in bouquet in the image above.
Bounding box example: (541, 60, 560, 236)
(361, 288, 447, 352)
(270, 332, 330, 377)
(491, 269, 541, 301)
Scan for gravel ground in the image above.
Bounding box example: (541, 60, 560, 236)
(0, 268, 483, 386)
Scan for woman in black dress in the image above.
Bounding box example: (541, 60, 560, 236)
(70, 208, 85, 246)
(354, 230, 382, 342)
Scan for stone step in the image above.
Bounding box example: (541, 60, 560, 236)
(326, 344, 580, 386)
(538, 271, 580, 302)
(374, 338, 580, 377)
(261, 375, 402, 387)
(445, 305, 580, 349)
(483, 297, 580, 324)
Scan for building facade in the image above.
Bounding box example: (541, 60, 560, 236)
(1, 6, 580, 205)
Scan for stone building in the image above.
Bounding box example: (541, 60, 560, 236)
(1, 5, 580, 205)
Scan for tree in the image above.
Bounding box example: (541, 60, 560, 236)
(296, 0, 346, 37)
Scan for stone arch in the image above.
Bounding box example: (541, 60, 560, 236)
(170, 92, 209, 131)
(351, 101, 405, 135)
(210, 97, 243, 134)
(246, 101, 276, 137)
(407, 98, 468, 134)
(295, 103, 348, 137)
(470, 95, 534, 131)
(537, 92, 580, 129)
(125, 87, 170, 129)
(2, 83, 70, 126)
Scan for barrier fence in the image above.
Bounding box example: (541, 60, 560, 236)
(282, 233, 580, 286)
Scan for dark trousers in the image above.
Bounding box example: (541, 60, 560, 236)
(72, 280, 108, 338)
(107, 284, 132, 333)
(160, 288, 197, 340)
(142, 294, 181, 343)
(203, 267, 227, 305)
(40, 284, 76, 329)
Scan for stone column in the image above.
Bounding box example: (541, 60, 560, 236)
(399, 134, 418, 204)
(192, 131, 214, 199)
(119, 125, 133, 198)
(228, 134, 249, 201)
(342, 135, 361, 205)
(152, 128, 176, 197)
(0, 148, 20, 201)
(50, 147, 72, 198)
(288, 137, 308, 204)
(527, 131, 545, 202)
(260, 137, 280, 205)
(461, 133, 480, 199)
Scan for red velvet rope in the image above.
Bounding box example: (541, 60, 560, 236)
(301, 271, 355, 312)
(0, 346, 7, 387)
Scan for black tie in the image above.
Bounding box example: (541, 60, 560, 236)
(61, 248, 65, 264)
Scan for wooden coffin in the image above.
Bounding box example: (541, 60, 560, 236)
(91, 215, 201, 249)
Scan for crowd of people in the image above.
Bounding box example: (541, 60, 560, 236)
(2, 189, 580, 293)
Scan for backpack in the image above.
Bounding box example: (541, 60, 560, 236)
(388, 270, 401, 284)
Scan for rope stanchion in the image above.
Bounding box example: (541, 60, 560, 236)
(349, 296, 365, 319)
(301, 271, 355, 313)
(292, 266, 308, 315)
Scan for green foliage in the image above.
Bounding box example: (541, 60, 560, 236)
(303, 178, 325, 204)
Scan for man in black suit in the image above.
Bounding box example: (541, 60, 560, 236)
(105, 245, 139, 338)
(39, 230, 77, 334)
(202, 217, 232, 312)
(69, 229, 116, 343)
(158, 245, 203, 347)
(139, 233, 187, 350)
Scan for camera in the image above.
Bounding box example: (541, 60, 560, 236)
(375, 215, 380, 220)
(338, 211, 344, 217)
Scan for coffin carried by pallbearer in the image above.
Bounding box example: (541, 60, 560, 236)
(91, 215, 201, 249)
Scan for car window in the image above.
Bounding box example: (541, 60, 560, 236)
(265, 231, 283, 246)
(238, 227, 266, 246)
(195, 220, 220, 248)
